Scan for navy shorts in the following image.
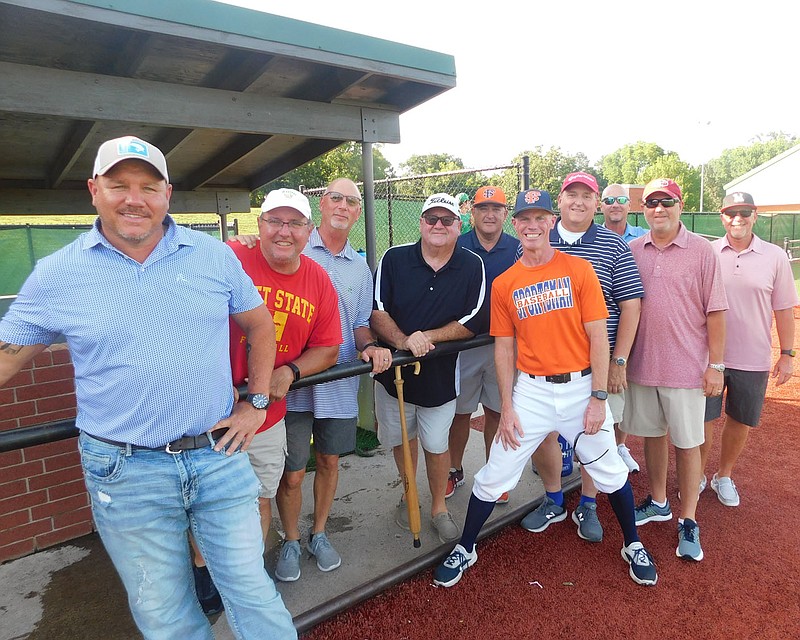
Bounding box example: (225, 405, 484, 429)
(284, 411, 357, 472)
(704, 368, 769, 427)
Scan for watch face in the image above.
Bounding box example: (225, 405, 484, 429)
(592, 390, 609, 400)
(614, 357, 626, 366)
(249, 393, 269, 410)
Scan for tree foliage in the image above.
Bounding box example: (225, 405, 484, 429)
(250, 143, 392, 206)
(392, 153, 486, 197)
(597, 142, 666, 185)
(508, 146, 593, 196)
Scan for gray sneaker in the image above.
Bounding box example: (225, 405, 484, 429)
(572, 502, 603, 542)
(275, 540, 302, 582)
(521, 497, 567, 533)
(634, 495, 672, 526)
(308, 532, 341, 572)
(676, 519, 704, 561)
(432, 511, 460, 543)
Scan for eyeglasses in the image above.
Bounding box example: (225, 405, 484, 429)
(572, 428, 611, 466)
(422, 214, 459, 227)
(722, 209, 753, 219)
(602, 196, 630, 205)
(644, 197, 679, 209)
(259, 216, 308, 230)
(324, 191, 362, 207)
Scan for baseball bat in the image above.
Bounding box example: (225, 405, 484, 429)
(394, 362, 422, 548)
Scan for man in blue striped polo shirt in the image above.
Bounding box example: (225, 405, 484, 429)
(0, 136, 296, 639)
(521, 172, 644, 545)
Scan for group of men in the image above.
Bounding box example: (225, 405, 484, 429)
(0, 135, 795, 638)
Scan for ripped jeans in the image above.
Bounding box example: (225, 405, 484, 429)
(78, 432, 296, 640)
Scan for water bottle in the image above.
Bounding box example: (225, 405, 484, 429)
(558, 434, 574, 476)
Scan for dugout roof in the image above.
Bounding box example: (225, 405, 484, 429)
(0, 0, 456, 215)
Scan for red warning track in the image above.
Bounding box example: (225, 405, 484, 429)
(303, 316, 800, 640)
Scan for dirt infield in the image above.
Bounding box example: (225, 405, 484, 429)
(303, 318, 800, 640)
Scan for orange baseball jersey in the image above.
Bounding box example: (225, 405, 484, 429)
(491, 250, 608, 375)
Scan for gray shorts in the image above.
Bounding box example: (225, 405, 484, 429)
(374, 383, 456, 454)
(704, 368, 769, 427)
(284, 411, 357, 472)
(455, 343, 501, 414)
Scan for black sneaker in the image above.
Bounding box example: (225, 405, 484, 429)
(193, 564, 224, 616)
(621, 542, 658, 586)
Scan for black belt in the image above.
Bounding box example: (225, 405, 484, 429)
(89, 429, 227, 454)
(529, 367, 592, 384)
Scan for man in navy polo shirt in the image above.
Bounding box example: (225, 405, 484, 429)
(371, 193, 486, 544)
(446, 186, 518, 504)
(522, 172, 644, 545)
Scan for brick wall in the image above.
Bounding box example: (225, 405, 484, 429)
(0, 345, 93, 563)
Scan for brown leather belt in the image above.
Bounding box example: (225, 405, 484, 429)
(88, 429, 228, 454)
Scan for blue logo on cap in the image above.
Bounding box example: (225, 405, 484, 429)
(117, 139, 149, 159)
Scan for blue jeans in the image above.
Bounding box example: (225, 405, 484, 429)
(78, 433, 297, 640)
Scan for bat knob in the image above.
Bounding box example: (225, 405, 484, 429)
(413, 538, 421, 548)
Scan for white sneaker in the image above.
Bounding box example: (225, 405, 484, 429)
(711, 473, 740, 507)
(617, 444, 640, 473)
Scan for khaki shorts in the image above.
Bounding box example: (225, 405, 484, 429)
(455, 343, 501, 414)
(608, 390, 624, 424)
(245, 420, 287, 498)
(375, 383, 456, 454)
(622, 383, 705, 449)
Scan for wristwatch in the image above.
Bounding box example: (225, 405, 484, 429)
(708, 363, 725, 373)
(781, 349, 796, 357)
(591, 390, 609, 400)
(248, 393, 269, 410)
(613, 356, 627, 366)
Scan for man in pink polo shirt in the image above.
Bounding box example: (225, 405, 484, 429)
(700, 192, 797, 507)
(623, 178, 728, 562)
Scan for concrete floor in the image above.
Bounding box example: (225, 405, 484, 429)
(0, 418, 578, 639)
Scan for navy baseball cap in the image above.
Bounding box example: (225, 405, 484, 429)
(513, 189, 554, 217)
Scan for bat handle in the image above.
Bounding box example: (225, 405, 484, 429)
(413, 536, 421, 548)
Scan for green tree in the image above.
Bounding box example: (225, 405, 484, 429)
(702, 132, 797, 211)
(597, 142, 666, 185)
(393, 153, 486, 197)
(640, 154, 700, 211)
(250, 143, 392, 206)
(497, 146, 592, 200)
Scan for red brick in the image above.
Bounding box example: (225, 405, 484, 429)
(0, 418, 20, 431)
(36, 521, 93, 550)
(0, 400, 36, 421)
(1, 508, 32, 529)
(36, 393, 77, 414)
(0, 479, 26, 501)
(31, 351, 52, 367)
(23, 438, 77, 461)
(0, 388, 13, 404)
(15, 379, 75, 401)
(0, 460, 44, 484)
(52, 505, 92, 529)
(32, 363, 75, 384)
(31, 493, 88, 520)
(27, 465, 83, 491)
(6, 369, 33, 387)
(0, 518, 52, 547)
(49, 346, 72, 365)
(18, 409, 77, 427)
(43, 452, 80, 473)
(48, 479, 88, 502)
(0, 489, 47, 515)
(0, 450, 23, 467)
(0, 538, 36, 563)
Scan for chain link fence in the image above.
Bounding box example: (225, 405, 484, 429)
(302, 163, 525, 256)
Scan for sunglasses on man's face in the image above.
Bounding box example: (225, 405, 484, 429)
(602, 196, 630, 205)
(421, 214, 458, 227)
(722, 209, 754, 219)
(644, 197, 679, 209)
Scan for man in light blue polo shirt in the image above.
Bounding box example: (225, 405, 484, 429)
(0, 136, 296, 640)
(601, 183, 647, 243)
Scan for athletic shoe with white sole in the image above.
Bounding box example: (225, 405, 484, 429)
(275, 540, 302, 582)
(521, 497, 567, 533)
(433, 544, 478, 587)
(572, 502, 603, 542)
(308, 532, 341, 572)
(445, 467, 464, 499)
(617, 443, 640, 473)
(710, 473, 740, 507)
(621, 541, 658, 586)
(676, 519, 704, 561)
(634, 495, 672, 525)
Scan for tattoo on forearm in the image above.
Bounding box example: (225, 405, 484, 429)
(0, 342, 23, 356)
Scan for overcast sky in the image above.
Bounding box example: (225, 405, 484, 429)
(222, 0, 797, 170)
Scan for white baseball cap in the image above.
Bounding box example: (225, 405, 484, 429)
(421, 193, 459, 217)
(260, 188, 312, 220)
(92, 136, 169, 182)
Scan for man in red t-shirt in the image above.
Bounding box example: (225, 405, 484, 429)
(228, 188, 341, 551)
